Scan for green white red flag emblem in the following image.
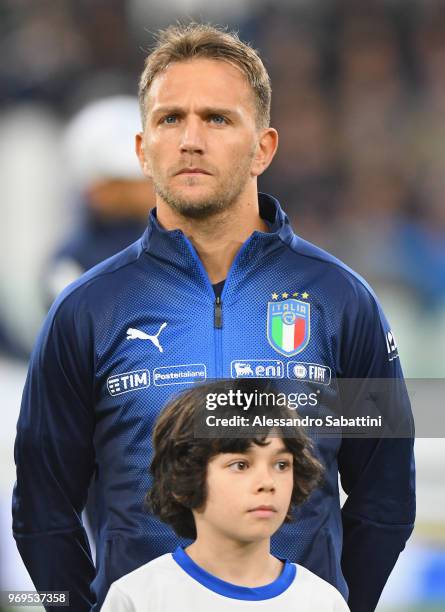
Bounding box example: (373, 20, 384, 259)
(267, 298, 310, 357)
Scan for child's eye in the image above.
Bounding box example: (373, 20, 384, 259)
(275, 460, 291, 471)
(229, 461, 248, 471)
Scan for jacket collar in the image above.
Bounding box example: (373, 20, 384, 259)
(141, 192, 295, 267)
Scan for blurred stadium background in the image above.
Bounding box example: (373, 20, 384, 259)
(0, 0, 444, 610)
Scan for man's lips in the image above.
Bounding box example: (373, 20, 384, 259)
(176, 168, 211, 175)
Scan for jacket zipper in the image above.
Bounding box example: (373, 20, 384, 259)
(181, 232, 256, 377)
(214, 296, 223, 377)
(214, 296, 223, 329)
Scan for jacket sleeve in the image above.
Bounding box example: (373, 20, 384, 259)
(337, 281, 416, 612)
(12, 290, 96, 611)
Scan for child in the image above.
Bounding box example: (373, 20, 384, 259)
(102, 380, 350, 611)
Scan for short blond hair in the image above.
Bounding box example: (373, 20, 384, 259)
(138, 23, 271, 129)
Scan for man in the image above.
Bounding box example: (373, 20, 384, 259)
(13, 23, 415, 612)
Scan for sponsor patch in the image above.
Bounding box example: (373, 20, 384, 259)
(267, 298, 310, 357)
(126, 322, 167, 353)
(230, 359, 284, 378)
(385, 330, 399, 361)
(153, 363, 207, 386)
(107, 369, 150, 396)
(287, 362, 331, 385)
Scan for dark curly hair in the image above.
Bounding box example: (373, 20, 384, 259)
(147, 379, 323, 539)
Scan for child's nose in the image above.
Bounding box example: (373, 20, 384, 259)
(256, 469, 276, 492)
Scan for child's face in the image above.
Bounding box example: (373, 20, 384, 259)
(194, 437, 294, 545)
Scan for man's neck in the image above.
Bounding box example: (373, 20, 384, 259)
(185, 535, 282, 587)
(156, 194, 268, 284)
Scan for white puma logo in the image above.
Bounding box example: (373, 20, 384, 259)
(126, 323, 167, 353)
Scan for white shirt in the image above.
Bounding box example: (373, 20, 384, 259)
(101, 547, 350, 611)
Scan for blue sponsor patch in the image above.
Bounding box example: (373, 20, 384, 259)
(107, 369, 150, 396)
(230, 359, 284, 378)
(287, 362, 331, 385)
(153, 363, 207, 386)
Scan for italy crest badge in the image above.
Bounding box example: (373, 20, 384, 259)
(267, 297, 310, 357)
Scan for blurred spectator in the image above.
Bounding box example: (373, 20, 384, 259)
(414, 7, 445, 112)
(396, 164, 445, 307)
(0, 105, 64, 354)
(44, 95, 155, 304)
(261, 91, 342, 245)
(391, 6, 445, 307)
(332, 166, 411, 284)
(0, 1, 90, 109)
(0, 316, 27, 360)
(336, 12, 409, 172)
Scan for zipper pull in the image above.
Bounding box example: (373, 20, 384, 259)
(214, 296, 223, 329)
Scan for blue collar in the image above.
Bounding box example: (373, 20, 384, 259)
(172, 546, 296, 601)
(141, 193, 296, 272)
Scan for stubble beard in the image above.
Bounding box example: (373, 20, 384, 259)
(151, 152, 255, 220)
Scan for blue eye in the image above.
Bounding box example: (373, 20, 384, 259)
(163, 115, 177, 124)
(210, 115, 226, 125)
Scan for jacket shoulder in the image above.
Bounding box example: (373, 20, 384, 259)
(287, 234, 379, 304)
(47, 237, 145, 319)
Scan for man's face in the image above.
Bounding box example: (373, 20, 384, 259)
(137, 58, 264, 219)
(194, 437, 294, 544)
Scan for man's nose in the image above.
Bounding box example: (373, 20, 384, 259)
(179, 117, 205, 155)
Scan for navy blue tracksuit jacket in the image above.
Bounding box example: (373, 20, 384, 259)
(13, 194, 415, 611)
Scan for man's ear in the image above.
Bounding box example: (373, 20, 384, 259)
(135, 132, 152, 178)
(251, 127, 279, 178)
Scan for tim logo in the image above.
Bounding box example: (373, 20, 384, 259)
(107, 369, 150, 396)
(231, 359, 284, 378)
(287, 362, 331, 385)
